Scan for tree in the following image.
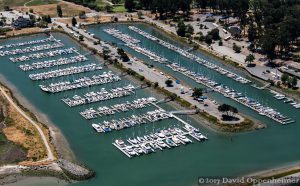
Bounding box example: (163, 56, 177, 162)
(247, 22, 257, 42)
(218, 104, 238, 118)
(105, 5, 113, 13)
(195, 0, 207, 11)
(154, 82, 159, 88)
(290, 76, 298, 88)
(137, 11, 143, 19)
(192, 88, 203, 97)
(233, 43, 241, 53)
(207, 28, 220, 40)
(165, 79, 173, 87)
(140, 76, 145, 81)
(186, 24, 194, 35)
(71, 17, 77, 27)
(57, 5, 63, 17)
(218, 40, 223, 46)
(281, 73, 289, 84)
(4, 6, 10, 11)
(176, 21, 186, 37)
(79, 35, 84, 41)
(125, 0, 135, 12)
(205, 34, 212, 45)
(169, 93, 177, 101)
(117, 48, 130, 62)
(245, 54, 255, 64)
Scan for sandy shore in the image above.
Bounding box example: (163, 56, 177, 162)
(3, 175, 67, 186)
(248, 162, 300, 179)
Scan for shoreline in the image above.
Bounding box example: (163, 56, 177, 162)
(247, 162, 300, 179)
(0, 73, 75, 162)
(0, 63, 94, 183)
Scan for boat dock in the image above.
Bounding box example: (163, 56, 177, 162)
(104, 28, 167, 63)
(80, 97, 157, 120)
(92, 109, 173, 133)
(166, 63, 294, 125)
(112, 125, 208, 158)
(270, 90, 300, 109)
(62, 84, 134, 107)
(128, 26, 251, 84)
(19, 55, 88, 71)
(40, 71, 121, 93)
(9, 47, 77, 63)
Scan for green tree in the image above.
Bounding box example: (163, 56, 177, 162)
(245, 54, 255, 64)
(71, 17, 77, 27)
(176, 20, 186, 37)
(186, 24, 194, 34)
(137, 11, 143, 19)
(165, 79, 173, 87)
(290, 76, 298, 88)
(57, 5, 63, 17)
(4, 6, 10, 11)
(247, 22, 257, 42)
(218, 104, 238, 117)
(192, 88, 203, 97)
(105, 5, 113, 13)
(79, 35, 84, 41)
(281, 73, 289, 84)
(207, 28, 220, 40)
(125, 0, 135, 12)
(205, 34, 212, 45)
(169, 93, 177, 101)
(233, 43, 241, 53)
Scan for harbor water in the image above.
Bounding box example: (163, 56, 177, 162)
(0, 23, 298, 186)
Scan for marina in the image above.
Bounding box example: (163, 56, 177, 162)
(113, 124, 207, 158)
(0, 36, 54, 50)
(39, 71, 121, 93)
(0, 25, 299, 186)
(0, 42, 64, 56)
(167, 63, 294, 124)
(80, 97, 157, 119)
(62, 84, 135, 107)
(128, 26, 251, 84)
(270, 90, 300, 109)
(92, 109, 173, 133)
(28, 63, 103, 80)
(9, 47, 77, 62)
(104, 28, 168, 63)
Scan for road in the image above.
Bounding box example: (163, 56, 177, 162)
(0, 86, 55, 162)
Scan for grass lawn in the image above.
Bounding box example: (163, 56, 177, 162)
(96, 0, 107, 8)
(113, 5, 127, 12)
(26, 0, 59, 6)
(0, 133, 5, 142)
(0, 0, 29, 8)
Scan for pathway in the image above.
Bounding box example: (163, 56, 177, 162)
(0, 86, 55, 162)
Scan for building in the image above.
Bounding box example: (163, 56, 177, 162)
(12, 16, 33, 29)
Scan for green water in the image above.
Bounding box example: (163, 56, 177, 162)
(0, 23, 298, 186)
